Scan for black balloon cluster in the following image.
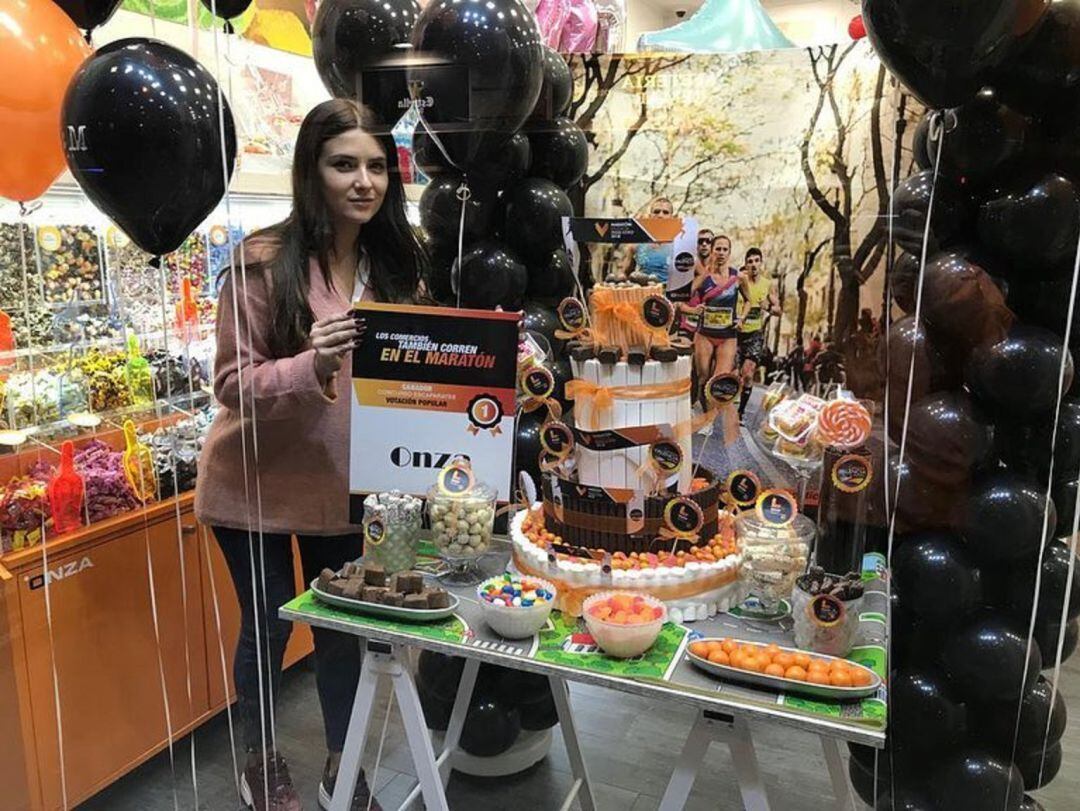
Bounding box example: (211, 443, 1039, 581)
(415, 651, 559, 756)
(865, 1, 1080, 808)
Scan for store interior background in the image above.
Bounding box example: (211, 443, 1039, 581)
(2, 1, 1077, 810)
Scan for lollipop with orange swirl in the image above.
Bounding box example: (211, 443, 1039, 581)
(816, 399, 872, 450)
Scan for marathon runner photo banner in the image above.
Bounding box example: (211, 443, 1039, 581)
(349, 303, 519, 517)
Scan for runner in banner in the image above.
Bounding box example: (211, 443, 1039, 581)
(616, 195, 675, 282)
(737, 247, 782, 424)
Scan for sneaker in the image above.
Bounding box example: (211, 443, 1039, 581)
(240, 753, 303, 811)
(318, 759, 383, 811)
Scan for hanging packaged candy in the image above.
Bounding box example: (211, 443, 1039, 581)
(125, 331, 155, 405)
(122, 419, 157, 502)
(0, 475, 49, 552)
(48, 440, 85, 534)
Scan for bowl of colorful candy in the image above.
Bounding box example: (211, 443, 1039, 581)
(477, 574, 557, 639)
(582, 591, 667, 659)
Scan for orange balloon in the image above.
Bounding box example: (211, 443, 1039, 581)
(0, 0, 92, 202)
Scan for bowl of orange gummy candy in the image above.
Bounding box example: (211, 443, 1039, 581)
(686, 637, 880, 699)
(582, 591, 667, 658)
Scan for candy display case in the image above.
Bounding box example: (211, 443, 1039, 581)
(0, 187, 308, 810)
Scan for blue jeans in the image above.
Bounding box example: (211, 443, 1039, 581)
(212, 527, 363, 754)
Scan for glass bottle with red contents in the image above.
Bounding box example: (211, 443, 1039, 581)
(814, 444, 873, 575)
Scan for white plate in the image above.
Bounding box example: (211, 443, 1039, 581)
(686, 639, 881, 701)
(310, 579, 460, 623)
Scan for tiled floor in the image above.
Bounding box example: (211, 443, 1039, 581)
(77, 654, 1077, 810)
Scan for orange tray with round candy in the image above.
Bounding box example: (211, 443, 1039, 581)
(686, 638, 881, 700)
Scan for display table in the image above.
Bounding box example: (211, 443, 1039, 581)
(281, 541, 887, 811)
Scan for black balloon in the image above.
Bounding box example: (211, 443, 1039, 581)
(514, 407, 545, 488)
(981, 676, 1067, 754)
(54, 0, 122, 32)
(966, 326, 1073, 421)
(1014, 741, 1061, 790)
(941, 613, 1041, 703)
(419, 174, 497, 245)
(527, 117, 588, 189)
(526, 248, 576, 301)
(424, 238, 456, 304)
(504, 178, 573, 260)
(891, 170, 971, 256)
(521, 302, 563, 355)
(960, 472, 1055, 564)
(912, 116, 932, 171)
(1020, 795, 1046, 811)
(534, 47, 573, 118)
(861, 0, 1047, 109)
(890, 251, 920, 314)
(978, 174, 1080, 275)
(918, 251, 1013, 360)
(889, 455, 963, 535)
(895, 391, 993, 488)
(893, 532, 982, 624)
(992, 0, 1080, 115)
(457, 240, 527, 310)
(62, 40, 237, 257)
(199, 0, 251, 19)
(410, 0, 543, 169)
(923, 90, 1028, 186)
(518, 693, 558, 730)
(889, 666, 966, 748)
(1052, 476, 1079, 537)
(930, 750, 1024, 811)
(1033, 616, 1079, 665)
(883, 317, 957, 434)
(1006, 540, 1080, 625)
(875, 788, 935, 811)
(312, 0, 419, 126)
(459, 695, 522, 757)
(997, 397, 1080, 481)
(1010, 275, 1080, 352)
(417, 650, 465, 701)
(417, 677, 454, 730)
(469, 132, 532, 192)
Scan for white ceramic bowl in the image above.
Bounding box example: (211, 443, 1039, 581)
(477, 575, 557, 639)
(582, 591, 667, 658)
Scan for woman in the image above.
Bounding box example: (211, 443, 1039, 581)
(196, 99, 427, 811)
(617, 196, 674, 282)
(680, 238, 741, 437)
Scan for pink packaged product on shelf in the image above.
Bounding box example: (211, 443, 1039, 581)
(559, 0, 598, 52)
(535, 0, 571, 49)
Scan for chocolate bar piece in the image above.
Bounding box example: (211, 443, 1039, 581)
(570, 344, 596, 361)
(403, 593, 430, 609)
(363, 564, 387, 586)
(392, 572, 425, 595)
(380, 591, 405, 607)
(317, 568, 336, 592)
(325, 580, 348, 597)
(650, 346, 678, 362)
(628, 346, 646, 366)
(425, 589, 452, 609)
(362, 586, 389, 603)
(340, 580, 363, 600)
(341, 561, 360, 577)
(597, 346, 620, 364)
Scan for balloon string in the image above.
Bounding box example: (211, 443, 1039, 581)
(418, 114, 462, 174)
(22, 209, 69, 810)
(455, 182, 471, 308)
(1008, 135, 1080, 800)
(882, 111, 945, 807)
(210, 6, 270, 806)
(156, 253, 199, 810)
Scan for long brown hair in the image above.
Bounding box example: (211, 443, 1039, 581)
(241, 99, 427, 357)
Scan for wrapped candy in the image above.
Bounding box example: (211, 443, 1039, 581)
(559, 0, 598, 52)
(5, 369, 61, 428)
(0, 475, 50, 553)
(146, 348, 209, 399)
(36, 224, 105, 304)
(77, 350, 133, 412)
(0, 224, 42, 308)
(75, 439, 140, 522)
(139, 417, 205, 499)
